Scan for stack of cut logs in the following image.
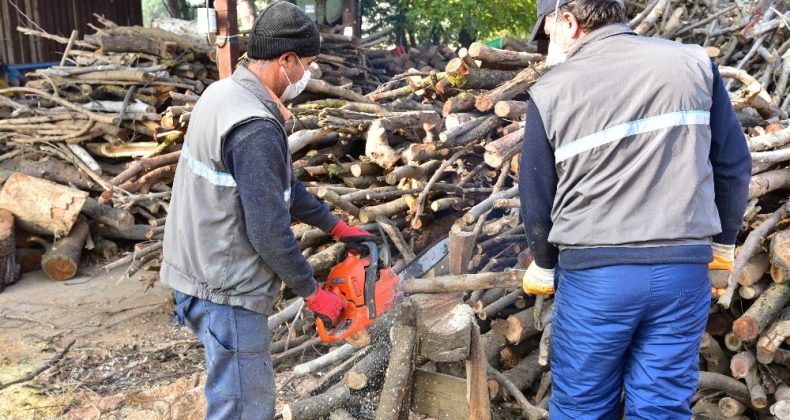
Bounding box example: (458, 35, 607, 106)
(3, 1, 790, 418)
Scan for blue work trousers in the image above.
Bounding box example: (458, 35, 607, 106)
(173, 291, 276, 420)
(550, 263, 710, 419)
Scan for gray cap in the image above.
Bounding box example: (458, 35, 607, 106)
(529, 0, 575, 42)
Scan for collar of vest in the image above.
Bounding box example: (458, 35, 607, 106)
(566, 23, 636, 60)
(231, 65, 286, 125)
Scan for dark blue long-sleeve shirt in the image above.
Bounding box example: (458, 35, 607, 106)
(520, 63, 751, 269)
(222, 119, 339, 297)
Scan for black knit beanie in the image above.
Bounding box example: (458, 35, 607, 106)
(248, 1, 321, 60)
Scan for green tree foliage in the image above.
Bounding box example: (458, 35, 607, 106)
(361, 0, 537, 47)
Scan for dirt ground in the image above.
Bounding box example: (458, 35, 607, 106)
(0, 266, 210, 419)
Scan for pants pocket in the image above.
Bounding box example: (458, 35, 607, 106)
(203, 326, 242, 400)
(671, 273, 711, 332)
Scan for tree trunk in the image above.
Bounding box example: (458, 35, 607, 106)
(699, 332, 728, 374)
(15, 156, 97, 191)
(494, 101, 528, 120)
(376, 305, 417, 420)
(0, 172, 88, 237)
(506, 306, 541, 344)
(41, 218, 90, 281)
(771, 228, 790, 282)
(445, 58, 520, 90)
(412, 294, 473, 362)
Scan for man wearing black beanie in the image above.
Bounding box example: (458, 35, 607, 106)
(161, 2, 374, 418)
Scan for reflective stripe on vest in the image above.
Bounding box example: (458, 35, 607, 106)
(554, 110, 711, 163)
(181, 144, 237, 187)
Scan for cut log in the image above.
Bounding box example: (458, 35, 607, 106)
(359, 198, 409, 224)
(41, 218, 90, 281)
(699, 332, 728, 375)
(375, 317, 417, 420)
(345, 343, 390, 390)
(402, 270, 522, 294)
(468, 42, 544, 69)
(772, 229, 790, 282)
(15, 157, 97, 191)
(733, 282, 790, 341)
(719, 397, 747, 417)
(0, 172, 89, 237)
(444, 58, 520, 90)
(494, 101, 528, 120)
(282, 385, 351, 420)
(293, 344, 357, 377)
(475, 65, 544, 112)
(748, 168, 790, 199)
(730, 351, 756, 379)
(412, 294, 473, 362)
(738, 251, 770, 286)
(697, 371, 750, 402)
(746, 367, 768, 408)
(481, 330, 509, 369)
(81, 198, 135, 232)
(467, 323, 492, 420)
(0, 209, 20, 290)
(504, 306, 540, 344)
(449, 226, 476, 275)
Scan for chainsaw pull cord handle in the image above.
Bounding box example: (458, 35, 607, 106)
(363, 241, 378, 320)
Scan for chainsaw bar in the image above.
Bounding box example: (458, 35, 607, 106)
(395, 237, 449, 280)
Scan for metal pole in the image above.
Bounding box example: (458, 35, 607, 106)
(215, 0, 239, 79)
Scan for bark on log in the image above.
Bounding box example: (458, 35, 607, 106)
(772, 229, 790, 282)
(306, 79, 373, 104)
(359, 198, 409, 224)
(345, 343, 390, 390)
(506, 306, 541, 344)
(494, 101, 528, 120)
(293, 344, 358, 377)
(467, 323, 493, 420)
(468, 42, 544, 69)
(748, 168, 790, 199)
(0, 172, 89, 237)
(700, 332, 728, 375)
(481, 330, 509, 369)
(487, 366, 548, 419)
(0, 209, 20, 290)
(746, 368, 768, 408)
(733, 282, 790, 341)
(282, 385, 351, 420)
(41, 218, 90, 281)
(445, 58, 520, 90)
(485, 128, 525, 168)
(475, 65, 544, 112)
(15, 157, 96, 191)
(375, 320, 417, 420)
(81, 198, 134, 232)
(697, 371, 751, 402)
(268, 298, 304, 331)
(738, 251, 770, 286)
(402, 270, 522, 294)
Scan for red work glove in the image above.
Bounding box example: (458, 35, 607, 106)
(305, 285, 344, 326)
(330, 220, 376, 243)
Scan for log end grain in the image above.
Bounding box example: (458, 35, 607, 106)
(732, 317, 760, 342)
(42, 256, 78, 281)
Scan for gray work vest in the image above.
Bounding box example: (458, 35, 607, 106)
(530, 24, 721, 251)
(161, 66, 291, 315)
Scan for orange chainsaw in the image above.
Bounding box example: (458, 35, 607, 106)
(316, 237, 449, 344)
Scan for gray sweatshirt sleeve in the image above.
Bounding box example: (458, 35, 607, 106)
(222, 119, 317, 298)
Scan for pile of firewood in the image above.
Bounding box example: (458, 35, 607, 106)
(3, 0, 790, 418)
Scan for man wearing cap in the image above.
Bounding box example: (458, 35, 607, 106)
(519, 0, 751, 417)
(160, 2, 373, 418)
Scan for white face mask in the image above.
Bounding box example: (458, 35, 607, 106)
(546, 40, 567, 66)
(280, 56, 311, 101)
